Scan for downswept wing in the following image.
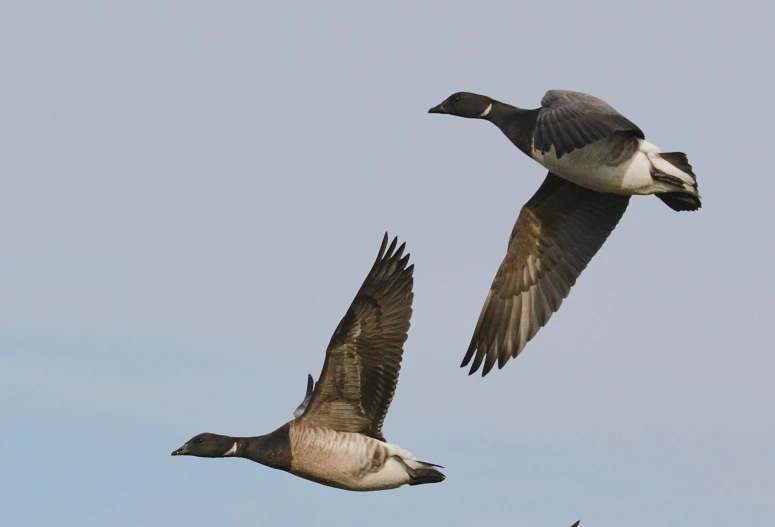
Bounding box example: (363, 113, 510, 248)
(297, 234, 413, 441)
(534, 90, 644, 159)
(462, 173, 630, 376)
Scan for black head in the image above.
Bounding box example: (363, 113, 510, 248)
(428, 92, 495, 119)
(171, 433, 239, 458)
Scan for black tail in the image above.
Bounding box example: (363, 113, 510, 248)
(656, 192, 702, 211)
(407, 466, 446, 486)
(570, 522, 581, 527)
(654, 151, 701, 211)
(392, 456, 446, 486)
(659, 152, 695, 180)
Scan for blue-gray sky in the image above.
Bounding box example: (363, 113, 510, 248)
(2, 2, 773, 526)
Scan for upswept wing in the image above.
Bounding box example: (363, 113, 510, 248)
(298, 234, 413, 441)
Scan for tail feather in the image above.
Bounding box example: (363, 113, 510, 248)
(413, 459, 444, 469)
(657, 192, 702, 211)
(406, 466, 446, 486)
(659, 152, 695, 180)
(396, 457, 446, 486)
(653, 151, 701, 212)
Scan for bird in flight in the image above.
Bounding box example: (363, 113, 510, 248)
(429, 90, 700, 375)
(172, 234, 444, 491)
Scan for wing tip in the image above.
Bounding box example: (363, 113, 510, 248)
(461, 345, 491, 377)
(378, 231, 412, 264)
(379, 231, 389, 256)
(462, 338, 524, 377)
(386, 235, 398, 257)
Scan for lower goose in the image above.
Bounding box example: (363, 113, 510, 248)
(172, 234, 445, 491)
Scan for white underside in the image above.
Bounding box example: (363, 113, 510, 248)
(358, 442, 418, 490)
(533, 138, 697, 196)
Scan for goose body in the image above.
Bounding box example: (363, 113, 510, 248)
(429, 90, 701, 375)
(172, 235, 444, 491)
(534, 135, 696, 197)
(288, 423, 438, 491)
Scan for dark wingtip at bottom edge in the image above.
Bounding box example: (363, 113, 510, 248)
(461, 349, 504, 377)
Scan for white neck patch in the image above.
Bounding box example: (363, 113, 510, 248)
(479, 103, 493, 118)
(224, 442, 238, 456)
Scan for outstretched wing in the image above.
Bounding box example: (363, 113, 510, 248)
(462, 173, 630, 376)
(534, 90, 644, 159)
(297, 234, 413, 441)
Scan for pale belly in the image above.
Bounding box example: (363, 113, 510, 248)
(532, 135, 661, 195)
(288, 424, 412, 491)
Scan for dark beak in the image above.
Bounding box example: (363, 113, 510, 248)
(428, 104, 445, 114)
(171, 444, 187, 456)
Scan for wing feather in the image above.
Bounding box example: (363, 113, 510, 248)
(298, 234, 414, 440)
(462, 173, 630, 375)
(534, 90, 644, 158)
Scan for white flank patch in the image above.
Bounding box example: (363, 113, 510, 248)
(359, 456, 411, 489)
(224, 442, 238, 456)
(533, 138, 691, 195)
(479, 103, 492, 117)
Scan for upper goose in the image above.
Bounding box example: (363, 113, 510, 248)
(429, 90, 701, 376)
(172, 234, 445, 491)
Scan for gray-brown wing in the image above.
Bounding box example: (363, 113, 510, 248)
(298, 234, 413, 441)
(534, 90, 644, 159)
(462, 173, 630, 376)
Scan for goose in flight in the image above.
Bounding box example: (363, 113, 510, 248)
(429, 90, 700, 375)
(172, 234, 445, 491)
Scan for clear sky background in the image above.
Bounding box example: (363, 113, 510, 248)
(2, 2, 773, 526)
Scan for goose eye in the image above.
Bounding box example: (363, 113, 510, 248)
(195, 437, 204, 444)
(452, 95, 461, 103)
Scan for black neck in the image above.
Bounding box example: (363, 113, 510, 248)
(240, 422, 292, 471)
(483, 101, 540, 156)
